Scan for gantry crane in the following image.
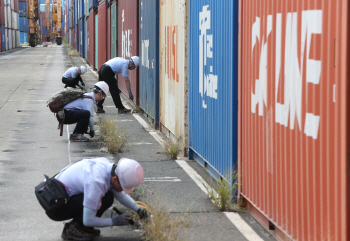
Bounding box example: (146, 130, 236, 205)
(27, 0, 41, 47)
(52, 0, 62, 45)
(45, 0, 51, 42)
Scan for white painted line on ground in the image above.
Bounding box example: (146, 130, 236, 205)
(144, 177, 181, 182)
(66, 125, 71, 165)
(224, 212, 264, 241)
(133, 114, 150, 129)
(129, 142, 153, 146)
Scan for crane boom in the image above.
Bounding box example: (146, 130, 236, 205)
(27, 0, 41, 47)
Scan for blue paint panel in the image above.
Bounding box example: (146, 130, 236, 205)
(18, 2, 27, 17)
(20, 32, 28, 44)
(61, 13, 65, 29)
(1, 26, 5, 52)
(188, 1, 239, 184)
(139, 0, 160, 126)
(19, 16, 28, 32)
(75, 24, 79, 50)
(42, 26, 47, 35)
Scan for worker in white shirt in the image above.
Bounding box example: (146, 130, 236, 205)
(62, 66, 87, 89)
(45, 157, 147, 241)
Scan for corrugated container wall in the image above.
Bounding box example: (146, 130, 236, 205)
(0, 3, 5, 25)
(110, 3, 117, 58)
(0, 25, 5, 51)
(94, 12, 98, 69)
(118, 0, 139, 103)
(89, 0, 97, 11)
(18, 1, 26, 17)
(239, 1, 350, 241)
(159, 0, 187, 143)
(88, 11, 95, 68)
(19, 16, 28, 31)
(139, 0, 160, 126)
(188, 1, 239, 181)
(106, 3, 110, 60)
(97, 1, 106, 69)
(79, 18, 84, 57)
(20, 31, 27, 44)
(75, 22, 79, 51)
(84, 16, 87, 61)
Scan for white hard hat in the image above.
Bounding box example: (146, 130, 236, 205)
(94, 81, 109, 96)
(116, 158, 144, 194)
(80, 66, 87, 74)
(130, 56, 139, 68)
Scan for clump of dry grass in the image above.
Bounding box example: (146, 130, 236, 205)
(98, 117, 128, 153)
(164, 140, 181, 159)
(133, 203, 190, 241)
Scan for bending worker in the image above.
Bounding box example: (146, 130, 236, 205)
(58, 81, 109, 142)
(62, 66, 87, 88)
(96, 56, 139, 114)
(45, 157, 147, 241)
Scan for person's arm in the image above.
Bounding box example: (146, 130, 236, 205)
(112, 189, 139, 211)
(83, 207, 131, 227)
(124, 77, 132, 94)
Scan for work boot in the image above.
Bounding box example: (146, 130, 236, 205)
(78, 225, 101, 236)
(70, 134, 89, 142)
(118, 108, 131, 114)
(96, 107, 105, 113)
(61, 222, 93, 241)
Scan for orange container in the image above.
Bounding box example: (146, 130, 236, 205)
(238, 0, 350, 240)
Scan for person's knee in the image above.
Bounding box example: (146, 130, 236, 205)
(81, 110, 90, 119)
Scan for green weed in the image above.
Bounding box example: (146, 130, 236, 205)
(98, 117, 128, 153)
(164, 140, 181, 159)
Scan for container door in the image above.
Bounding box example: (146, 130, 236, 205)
(95, 13, 98, 70)
(110, 3, 117, 58)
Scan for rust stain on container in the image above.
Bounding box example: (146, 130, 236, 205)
(239, 0, 350, 241)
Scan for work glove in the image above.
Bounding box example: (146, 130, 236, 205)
(81, 81, 85, 87)
(137, 207, 149, 219)
(129, 92, 134, 101)
(112, 214, 132, 226)
(89, 130, 95, 138)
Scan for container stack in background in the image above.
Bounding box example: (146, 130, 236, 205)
(0, 0, 5, 51)
(18, 0, 28, 45)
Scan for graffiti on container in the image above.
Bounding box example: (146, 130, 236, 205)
(165, 25, 179, 83)
(121, 9, 132, 58)
(199, 5, 217, 109)
(251, 10, 322, 140)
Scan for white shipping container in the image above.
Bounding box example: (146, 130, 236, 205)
(8, 29, 12, 49)
(12, 29, 15, 48)
(11, 10, 16, 29)
(4, 3, 7, 28)
(10, 0, 14, 10)
(7, 5, 11, 29)
(17, 30, 20, 47)
(5, 28, 8, 50)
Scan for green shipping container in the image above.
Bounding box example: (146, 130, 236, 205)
(95, 14, 98, 70)
(86, 0, 89, 16)
(111, 3, 118, 58)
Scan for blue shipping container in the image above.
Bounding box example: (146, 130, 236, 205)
(188, 1, 239, 183)
(84, 17, 88, 61)
(1, 26, 5, 52)
(89, 0, 97, 10)
(79, 18, 84, 57)
(62, 13, 65, 29)
(19, 16, 28, 32)
(75, 24, 79, 50)
(139, 0, 160, 126)
(18, 1, 27, 17)
(42, 26, 47, 35)
(20, 31, 28, 44)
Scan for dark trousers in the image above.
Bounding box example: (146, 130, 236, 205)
(57, 109, 90, 134)
(46, 190, 114, 226)
(97, 64, 124, 109)
(62, 77, 80, 88)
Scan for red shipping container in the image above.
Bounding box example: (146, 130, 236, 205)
(72, 26, 75, 48)
(14, 0, 18, 13)
(88, 11, 95, 69)
(118, 0, 139, 104)
(0, 3, 5, 26)
(106, 4, 110, 60)
(239, 0, 350, 241)
(97, 1, 107, 69)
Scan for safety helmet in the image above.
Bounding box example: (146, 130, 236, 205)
(94, 81, 109, 96)
(80, 66, 87, 74)
(130, 56, 139, 68)
(115, 158, 144, 194)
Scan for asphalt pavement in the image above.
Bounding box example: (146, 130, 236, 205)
(0, 45, 275, 241)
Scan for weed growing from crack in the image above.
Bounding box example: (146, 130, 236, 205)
(164, 140, 181, 159)
(98, 117, 128, 153)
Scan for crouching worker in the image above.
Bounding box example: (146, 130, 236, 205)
(45, 157, 147, 241)
(58, 81, 109, 142)
(62, 66, 87, 89)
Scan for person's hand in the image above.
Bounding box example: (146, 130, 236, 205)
(137, 207, 148, 219)
(112, 214, 132, 226)
(129, 92, 134, 101)
(81, 81, 85, 87)
(89, 130, 95, 138)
